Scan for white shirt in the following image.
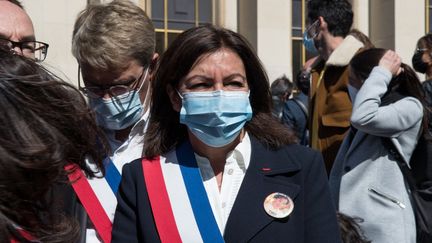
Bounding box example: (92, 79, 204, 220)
(195, 133, 251, 233)
(86, 111, 149, 243)
(111, 110, 149, 166)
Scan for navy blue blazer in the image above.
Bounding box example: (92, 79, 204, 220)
(112, 136, 341, 243)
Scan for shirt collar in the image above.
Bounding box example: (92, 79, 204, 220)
(195, 132, 251, 172)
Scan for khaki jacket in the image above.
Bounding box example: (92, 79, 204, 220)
(309, 35, 363, 173)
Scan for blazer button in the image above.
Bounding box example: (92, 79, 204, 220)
(344, 166, 351, 172)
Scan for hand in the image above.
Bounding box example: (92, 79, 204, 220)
(379, 50, 402, 76)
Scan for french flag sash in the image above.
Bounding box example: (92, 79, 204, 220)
(142, 141, 225, 243)
(65, 157, 123, 243)
(10, 227, 35, 243)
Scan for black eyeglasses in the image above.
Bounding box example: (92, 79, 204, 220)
(0, 38, 49, 62)
(78, 66, 146, 99)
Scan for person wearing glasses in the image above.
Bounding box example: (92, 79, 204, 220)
(69, 0, 158, 242)
(304, 0, 364, 174)
(0, 0, 49, 62)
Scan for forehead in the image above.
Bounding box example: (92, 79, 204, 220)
(81, 59, 143, 86)
(0, 2, 35, 41)
(188, 49, 246, 75)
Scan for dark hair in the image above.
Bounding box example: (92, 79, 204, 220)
(417, 33, 432, 50)
(337, 212, 371, 243)
(144, 25, 296, 157)
(349, 29, 374, 49)
(307, 0, 353, 37)
(350, 48, 429, 133)
(295, 69, 311, 94)
(0, 50, 108, 242)
(271, 75, 293, 97)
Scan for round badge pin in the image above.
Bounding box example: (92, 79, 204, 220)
(263, 192, 294, 219)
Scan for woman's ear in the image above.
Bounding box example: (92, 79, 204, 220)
(166, 84, 182, 112)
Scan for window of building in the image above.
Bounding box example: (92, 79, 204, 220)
(151, 0, 214, 54)
(292, 0, 314, 80)
(427, 0, 432, 33)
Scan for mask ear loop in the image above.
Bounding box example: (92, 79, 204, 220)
(136, 67, 150, 92)
(121, 67, 150, 111)
(176, 89, 184, 99)
(138, 67, 152, 112)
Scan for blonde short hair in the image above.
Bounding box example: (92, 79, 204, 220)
(72, 0, 155, 71)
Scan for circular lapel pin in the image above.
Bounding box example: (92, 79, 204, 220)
(263, 192, 294, 219)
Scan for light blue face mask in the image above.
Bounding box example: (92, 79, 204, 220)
(89, 69, 148, 131)
(303, 20, 319, 54)
(178, 90, 253, 147)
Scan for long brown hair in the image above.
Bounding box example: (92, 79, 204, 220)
(144, 25, 296, 157)
(0, 50, 108, 242)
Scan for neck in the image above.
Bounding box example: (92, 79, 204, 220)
(189, 130, 245, 174)
(321, 34, 344, 61)
(114, 126, 132, 143)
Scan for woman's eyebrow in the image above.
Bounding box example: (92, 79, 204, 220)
(223, 73, 247, 81)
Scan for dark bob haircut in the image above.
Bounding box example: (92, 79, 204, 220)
(144, 25, 296, 157)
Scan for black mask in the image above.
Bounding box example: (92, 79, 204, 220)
(412, 50, 428, 74)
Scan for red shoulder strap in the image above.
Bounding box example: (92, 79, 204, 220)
(65, 164, 112, 243)
(10, 228, 34, 243)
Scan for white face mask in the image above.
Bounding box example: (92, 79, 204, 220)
(347, 84, 358, 103)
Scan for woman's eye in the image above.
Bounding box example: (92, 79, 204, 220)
(188, 82, 211, 89)
(225, 81, 245, 87)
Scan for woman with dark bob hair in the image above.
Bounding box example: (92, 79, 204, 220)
(0, 49, 108, 242)
(112, 25, 341, 243)
(329, 49, 428, 243)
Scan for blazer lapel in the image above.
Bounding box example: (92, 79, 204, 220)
(344, 129, 368, 161)
(224, 137, 301, 242)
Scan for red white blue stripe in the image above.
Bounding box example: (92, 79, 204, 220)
(142, 141, 224, 243)
(86, 157, 122, 222)
(66, 156, 124, 243)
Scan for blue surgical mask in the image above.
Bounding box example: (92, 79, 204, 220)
(303, 20, 319, 54)
(303, 32, 318, 54)
(178, 90, 253, 147)
(89, 69, 148, 130)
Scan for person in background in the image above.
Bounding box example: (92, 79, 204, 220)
(70, 0, 157, 241)
(0, 0, 49, 62)
(270, 75, 293, 120)
(329, 49, 426, 243)
(112, 25, 341, 243)
(0, 49, 107, 242)
(305, 0, 364, 173)
(412, 33, 432, 131)
(282, 69, 310, 146)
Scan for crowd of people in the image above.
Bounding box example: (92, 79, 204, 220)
(0, 0, 431, 242)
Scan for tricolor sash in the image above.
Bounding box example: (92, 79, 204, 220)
(65, 157, 123, 243)
(10, 227, 36, 243)
(142, 141, 225, 243)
